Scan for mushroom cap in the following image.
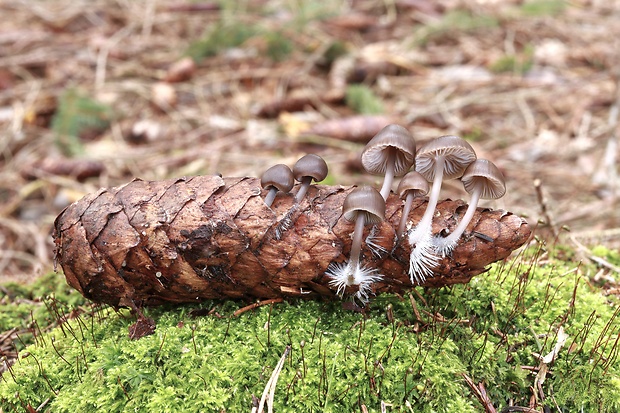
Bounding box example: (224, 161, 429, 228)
(461, 159, 506, 199)
(260, 164, 294, 192)
(342, 186, 385, 224)
(415, 135, 477, 181)
(361, 124, 416, 176)
(396, 171, 430, 200)
(293, 154, 329, 182)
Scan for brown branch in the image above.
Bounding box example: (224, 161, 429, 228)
(52, 175, 531, 308)
(233, 298, 284, 317)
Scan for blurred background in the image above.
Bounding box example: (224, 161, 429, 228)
(1, 0, 618, 284)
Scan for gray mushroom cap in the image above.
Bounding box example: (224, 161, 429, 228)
(293, 154, 328, 183)
(461, 159, 506, 199)
(397, 171, 429, 200)
(261, 164, 294, 192)
(415, 135, 476, 181)
(342, 186, 385, 225)
(361, 124, 416, 176)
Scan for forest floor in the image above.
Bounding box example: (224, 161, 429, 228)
(1, 2, 620, 411)
(1, 0, 619, 285)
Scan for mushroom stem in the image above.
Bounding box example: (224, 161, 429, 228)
(349, 213, 366, 272)
(410, 157, 445, 241)
(434, 187, 482, 254)
(264, 188, 278, 207)
(379, 149, 396, 200)
(406, 157, 444, 283)
(397, 192, 415, 239)
(294, 176, 312, 202)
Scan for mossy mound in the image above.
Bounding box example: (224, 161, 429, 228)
(1, 247, 619, 412)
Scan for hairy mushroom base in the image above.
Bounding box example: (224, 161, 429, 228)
(406, 136, 477, 283)
(326, 186, 386, 303)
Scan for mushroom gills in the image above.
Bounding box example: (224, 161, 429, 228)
(361, 124, 416, 201)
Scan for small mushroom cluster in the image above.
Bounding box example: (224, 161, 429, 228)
(260, 154, 328, 207)
(260, 154, 329, 239)
(260, 124, 506, 302)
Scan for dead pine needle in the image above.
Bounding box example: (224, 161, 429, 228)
(461, 373, 497, 413)
(254, 345, 291, 413)
(533, 178, 558, 240)
(233, 299, 284, 317)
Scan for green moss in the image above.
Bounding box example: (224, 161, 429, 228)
(0, 272, 85, 351)
(490, 44, 535, 75)
(1, 247, 619, 412)
(185, 23, 257, 62)
(519, 0, 566, 16)
(345, 85, 384, 115)
(591, 245, 620, 267)
(413, 9, 499, 46)
(265, 31, 294, 62)
(320, 41, 348, 67)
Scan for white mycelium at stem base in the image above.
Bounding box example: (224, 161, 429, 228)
(433, 159, 506, 256)
(407, 135, 477, 284)
(361, 124, 416, 201)
(326, 186, 385, 302)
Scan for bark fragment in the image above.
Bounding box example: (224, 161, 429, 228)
(53, 175, 531, 307)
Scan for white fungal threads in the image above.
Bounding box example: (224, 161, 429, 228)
(432, 159, 506, 257)
(326, 261, 383, 303)
(407, 229, 438, 284)
(325, 186, 385, 303)
(407, 135, 477, 284)
(365, 225, 388, 258)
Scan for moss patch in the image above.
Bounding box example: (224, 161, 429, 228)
(1, 247, 619, 412)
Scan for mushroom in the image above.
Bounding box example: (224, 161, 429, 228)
(396, 171, 429, 239)
(406, 135, 476, 283)
(361, 124, 416, 201)
(326, 185, 385, 302)
(260, 164, 294, 207)
(433, 159, 506, 256)
(293, 154, 328, 202)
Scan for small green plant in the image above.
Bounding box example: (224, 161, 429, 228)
(519, 0, 566, 16)
(490, 44, 535, 75)
(462, 127, 484, 142)
(51, 89, 113, 156)
(414, 9, 499, 46)
(265, 31, 294, 62)
(345, 85, 384, 115)
(321, 41, 348, 67)
(185, 23, 257, 61)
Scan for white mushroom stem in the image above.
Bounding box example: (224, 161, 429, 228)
(294, 176, 312, 202)
(434, 185, 482, 255)
(325, 215, 382, 303)
(379, 149, 396, 201)
(348, 214, 366, 279)
(264, 188, 279, 207)
(409, 157, 445, 243)
(406, 157, 444, 283)
(397, 192, 415, 239)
